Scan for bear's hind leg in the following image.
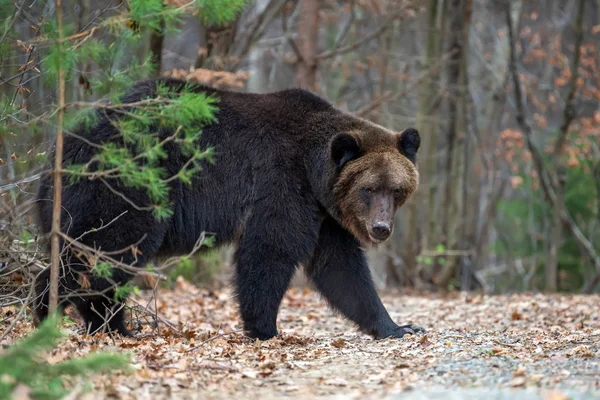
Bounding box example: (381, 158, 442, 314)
(33, 257, 82, 326)
(74, 292, 132, 336)
(64, 208, 168, 336)
(70, 233, 164, 336)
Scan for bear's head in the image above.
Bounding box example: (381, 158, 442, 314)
(331, 127, 420, 246)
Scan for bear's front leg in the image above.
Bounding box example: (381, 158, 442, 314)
(305, 217, 425, 339)
(234, 199, 321, 340)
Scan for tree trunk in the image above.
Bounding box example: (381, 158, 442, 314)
(425, 0, 446, 258)
(402, 0, 441, 285)
(436, 0, 467, 288)
(50, 0, 66, 315)
(547, 168, 566, 291)
(458, 0, 473, 289)
(296, 0, 319, 91)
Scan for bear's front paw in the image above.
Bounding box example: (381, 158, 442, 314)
(376, 323, 425, 339)
(392, 323, 426, 338)
(244, 322, 278, 341)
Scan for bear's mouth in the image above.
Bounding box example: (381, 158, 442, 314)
(368, 234, 387, 245)
(367, 228, 392, 245)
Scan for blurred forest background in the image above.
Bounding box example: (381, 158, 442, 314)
(1, 0, 599, 297)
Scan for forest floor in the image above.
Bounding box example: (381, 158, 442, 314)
(2, 279, 600, 399)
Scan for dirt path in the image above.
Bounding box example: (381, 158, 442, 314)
(3, 280, 600, 399)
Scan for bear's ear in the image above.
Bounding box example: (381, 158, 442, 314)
(331, 133, 362, 168)
(397, 128, 420, 164)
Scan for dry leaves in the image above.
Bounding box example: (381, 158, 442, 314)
(1, 286, 599, 399)
(164, 68, 248, 89)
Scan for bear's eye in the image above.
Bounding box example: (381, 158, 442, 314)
(363, 187, 375, 194)
(394, 188, 403, 196)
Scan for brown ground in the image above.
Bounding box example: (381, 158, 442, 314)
(2, 279, 600, 399)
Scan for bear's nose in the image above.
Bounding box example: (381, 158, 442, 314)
(371, 223, 391, 241)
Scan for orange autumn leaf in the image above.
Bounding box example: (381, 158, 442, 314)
(567, 151, 580, 168)
(555, 77, 569, 87)
(534, 113, 547, 129)
(510, 176, 524, 189)
(581, 118, 593, 128)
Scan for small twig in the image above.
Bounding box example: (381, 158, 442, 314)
(0, 173, 42, 194)
(98, 178, 154, 212)
(130, 297, 181, 335)
(355, 49, 457, 117)
(0, 295, 26, 308)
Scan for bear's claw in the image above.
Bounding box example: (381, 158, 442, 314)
(392, 323, 426, 338)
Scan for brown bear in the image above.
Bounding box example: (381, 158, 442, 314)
(34, 78, 423, 340)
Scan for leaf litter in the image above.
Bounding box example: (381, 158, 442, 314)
(1, 279, 599, 399)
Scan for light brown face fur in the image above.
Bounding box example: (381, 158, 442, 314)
(332, 129, 419, 247)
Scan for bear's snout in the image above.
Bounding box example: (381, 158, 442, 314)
(371, 223, 391, 241)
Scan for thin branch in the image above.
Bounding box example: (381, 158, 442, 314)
(316, 9, 410, 60)
(355, 49, 457, 117)
(333, 0, 356, 48)
(98, 177, 154, 212)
